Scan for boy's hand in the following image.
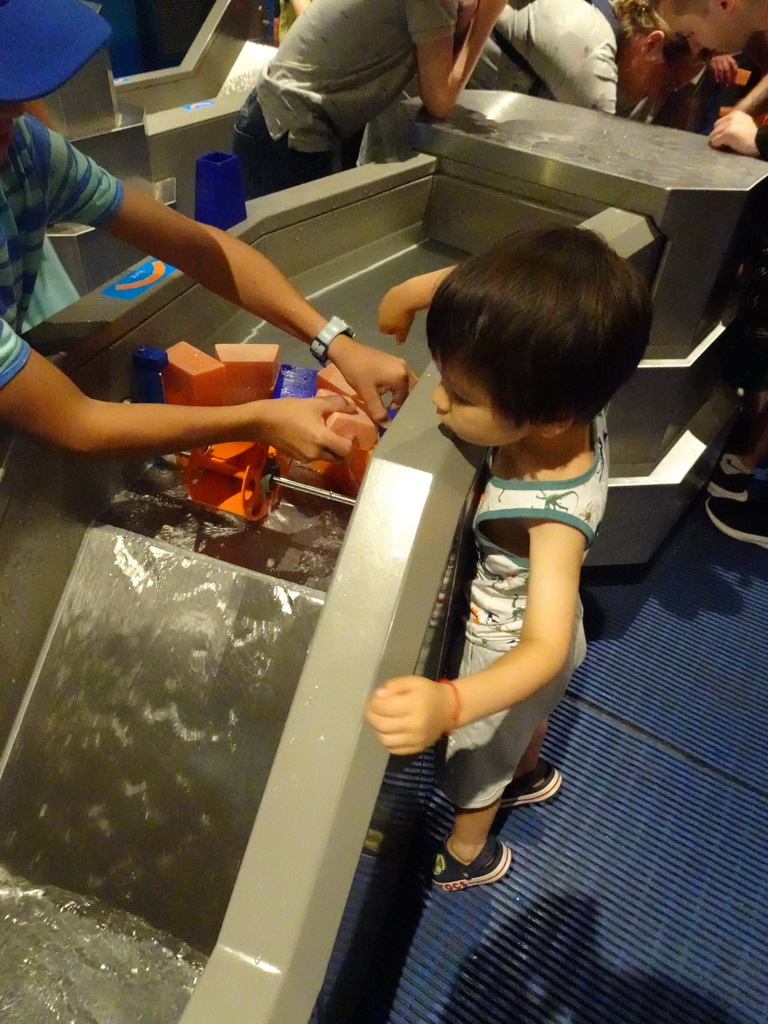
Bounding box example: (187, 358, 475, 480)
(709, 53, 738, 86)
(378, 282, 418, 345)
(366, 675, 454, 755)
(328, 334, 417, 423)
(255, 394, 355, 462)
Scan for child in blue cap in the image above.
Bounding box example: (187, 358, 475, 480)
(0, 0, 412, 462)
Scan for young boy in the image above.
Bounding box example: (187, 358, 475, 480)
(366, 227, 652, 889)
(0, 0, 412, 463)
(232, 0, 507, 198)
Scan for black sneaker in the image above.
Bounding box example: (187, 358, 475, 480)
(706, 496, 768, 548)
(432, 836, 512, 891)
(499, 758, 562, 809)
(707, 453, 752, 502)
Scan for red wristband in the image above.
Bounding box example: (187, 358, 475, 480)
(438, 677, 462, 733)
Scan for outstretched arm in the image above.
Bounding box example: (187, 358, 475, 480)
(416, 0, 508, 118)
(366, 520, 585, 755)
(0, 349, 355, 461)
(104, 185, 414, 421)
(378, 266, 454, 344)
(733, 71, 768, 117)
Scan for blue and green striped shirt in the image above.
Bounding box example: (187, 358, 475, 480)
(0, 115, 123, 388)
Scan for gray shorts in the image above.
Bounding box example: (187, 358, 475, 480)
(440, 615, 586, 810)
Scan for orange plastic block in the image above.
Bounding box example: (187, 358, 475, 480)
(326, 406, 378, 451)
(317, 363, 358, 400)
(736, 68, 751, 86)
(181, 441, 273, 520)
(215, 343, 280, 404)
(163, 341, 227, 406)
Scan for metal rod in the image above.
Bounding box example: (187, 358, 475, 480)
(270, 475, 357, 507)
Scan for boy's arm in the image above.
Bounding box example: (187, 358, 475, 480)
(415, 0, 507, 118)
(378, 267, 454, 344)
(103, 185, 415, 420)
(0, 349, 354, 461)
(289, 0, 311, 14)
(366, 520, 585, 755)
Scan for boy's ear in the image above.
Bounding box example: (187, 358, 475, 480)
(539, 419, 574, 438)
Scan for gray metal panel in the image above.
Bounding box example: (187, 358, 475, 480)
(410, 91, 768, 356)
(180, 368, 484, 1024)
(46, 46, 118, 138)
(114, 0, 260, 114)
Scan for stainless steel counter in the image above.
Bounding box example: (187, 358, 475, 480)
(2, 95, 767, 1024)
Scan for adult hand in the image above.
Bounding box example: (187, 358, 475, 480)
(709, 53, 739, 86)
(366, 675, 453, 755)
(710, 110, 760, 157)
(328, 334, 416, 424)
(256, 394, 355, 462)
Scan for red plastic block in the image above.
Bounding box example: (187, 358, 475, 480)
(163, 341, 227, 406)
(326, 406, 378, 451)
(317, 363, 357, 400)
(215, 343, 281, 404)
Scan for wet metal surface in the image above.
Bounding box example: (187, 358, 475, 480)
(99, 458, 351, 591)
(0, 525, 324, 954)
(0, 865, 204, 1024)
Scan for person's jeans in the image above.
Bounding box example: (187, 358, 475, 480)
(233, 100, 335, 199)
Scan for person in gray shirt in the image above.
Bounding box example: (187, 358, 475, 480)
(233, 0, 506, 198)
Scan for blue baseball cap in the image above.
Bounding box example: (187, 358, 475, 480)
(0, 0, 112, 102)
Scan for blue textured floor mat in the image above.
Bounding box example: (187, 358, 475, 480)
(314, 500, 768, 1024)
(382, 698, 768, 1024)
(573, 503, 768, 793)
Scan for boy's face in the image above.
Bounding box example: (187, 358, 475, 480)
(658, 0, 745, 56)
(431, 363, 530, 448)
(0, 101, 24, 162)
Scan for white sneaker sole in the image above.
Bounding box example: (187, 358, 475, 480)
(706, 502, 768, 549)
(500, 767, 563, 809)
(707, 481, 749, 502)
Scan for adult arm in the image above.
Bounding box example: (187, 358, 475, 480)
(366, 520, 585, 755)
(0, 348, 354, 461)
(103, 185, 415, 420)
(733, 71, 768, 116)
(378, 266, 455, 344)
(416, 0, 508, 118)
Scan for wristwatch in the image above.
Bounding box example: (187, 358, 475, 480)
(309, 316, 355, 366)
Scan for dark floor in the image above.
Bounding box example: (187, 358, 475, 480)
(321, 495, 768, 1024)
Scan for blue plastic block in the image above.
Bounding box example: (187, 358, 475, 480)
(273, 364, 318, 399)
(194, 151, 247, 231)
(132, 346, 168, 403)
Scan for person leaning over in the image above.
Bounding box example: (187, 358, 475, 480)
(649, 0, 768, 548)
(0, 0, 413, 463)
(232, 0, 507, 199)
(474, 0, 700, 117)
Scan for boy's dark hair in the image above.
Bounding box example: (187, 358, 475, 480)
(426, 226, 652, 425)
